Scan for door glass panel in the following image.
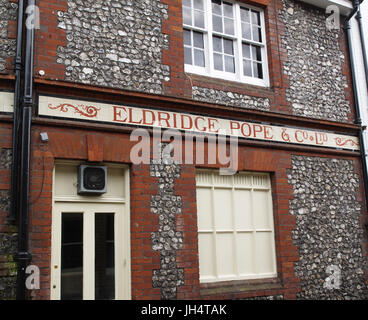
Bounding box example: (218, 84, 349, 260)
(61, 213, 83, 300)
(95, 213, 115, 300)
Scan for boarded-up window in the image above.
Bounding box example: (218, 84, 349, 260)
(196, 170, 277, 283)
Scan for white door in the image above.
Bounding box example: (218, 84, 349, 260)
(50, 202, 129, 300)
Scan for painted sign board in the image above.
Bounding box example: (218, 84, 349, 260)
(38, 95, 360, 151)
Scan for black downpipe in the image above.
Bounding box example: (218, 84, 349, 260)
(345, 0, 368, 209)
(9, 0, 25, 223)
(15, 0, 35, 300)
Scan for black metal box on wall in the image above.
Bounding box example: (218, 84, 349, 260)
(77, 165, 107, 195)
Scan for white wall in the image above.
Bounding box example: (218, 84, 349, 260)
(350, 1, 368, 164)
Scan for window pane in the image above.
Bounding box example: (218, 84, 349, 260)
(242, 23, 251, 40)
(251, 10, 261, 26)
(194, 49, 205, 67)
(237, 233, 254, 275)
(184, 47, 192, 65)
(253, 190, 269, 228)
(193, 31, 204, 48)
(223, 2, 233, 17)
(61, 213, 83, 300)
(212, 0, 222, 15)
(183, 7, 192, 25)
(194, 0, 204, 10)
(224, 18, 234, 35)
(214, 188, 232, 230)
(197, 188, 213, 230)
(252, 26, 262, 42)
(243, 59, 252, 76)
(234, 189, 252, 230)
(223, 39, 233, 55)
(95, 213, 115, 300)
(183, 0, 191, 8)
(198, 233, 216, 279)
(213, 36, 222, 53)
(214, 53, 223, 71)
(212, 14, 223, 33)
(253, 62, 263, 79)
(240, 8, 250, 22)
(225, 56, 235, 73)
(194, 10, 205, 28)
(183, 29, 191, 46)
(216, 233, 236, 277)
(256, 232, 275, 274)
(242, 43, 251, 59)
(252, 45, 262, 61)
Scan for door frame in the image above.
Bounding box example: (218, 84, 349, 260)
(50, 161, 131, 300)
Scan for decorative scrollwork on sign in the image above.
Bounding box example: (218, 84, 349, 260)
(48, 103, 100, 118)
(334, 137, 359, 147)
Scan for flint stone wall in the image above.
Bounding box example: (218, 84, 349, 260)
(288, 156, 368, 299)
(191, 86, 270, 111)
(0, 149, 17, 300)
(150, 144, 184, 300)
(279, 0, 351, 122)
(57, 0, 170, 94)
(0, 0, 17, 73)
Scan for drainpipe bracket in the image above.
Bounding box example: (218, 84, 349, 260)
(14, 251, 32, 263)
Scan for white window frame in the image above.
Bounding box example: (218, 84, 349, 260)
(196, 170, 277, 283)
(183, 0, 269, 87)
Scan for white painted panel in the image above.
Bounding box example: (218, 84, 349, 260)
(106, 167, 126, 198)
(83, 209, 95, 300)
(198, 233, 216, 279)
(255, 232, 276, 275)
(216, 233, 236, 277)
(213, 174, 232, 187)
(236, 232, 254, 276)
(214, 188, 233, 230)
(0, 92, 14, 112)
(253, 190, 270, 230)
(252, 174, 270, 189)
(233, 174, 252, 188)
(54, 164, 78, 197)
(54, 163, 126, 201)
(196, 170, 276, 282)
(197, 187, 213, 231)
(196, 171, 213, 186)
(234, 189, 252, 230)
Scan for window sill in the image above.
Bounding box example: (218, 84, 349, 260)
(185, 67, 270, 88)
(186, 72, 274, 95)
(199, 277, 282, 296)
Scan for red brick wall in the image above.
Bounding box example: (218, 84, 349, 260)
(161, 0, 192, 99)
(34, 0, 67, 80)
(130, 163, 161, 300)
(175, 164, 201, 299)
(23, 122, 366, 300)
(28, 124, 201, 300)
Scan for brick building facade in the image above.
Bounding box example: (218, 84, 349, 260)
(0, 0, 367, 300)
